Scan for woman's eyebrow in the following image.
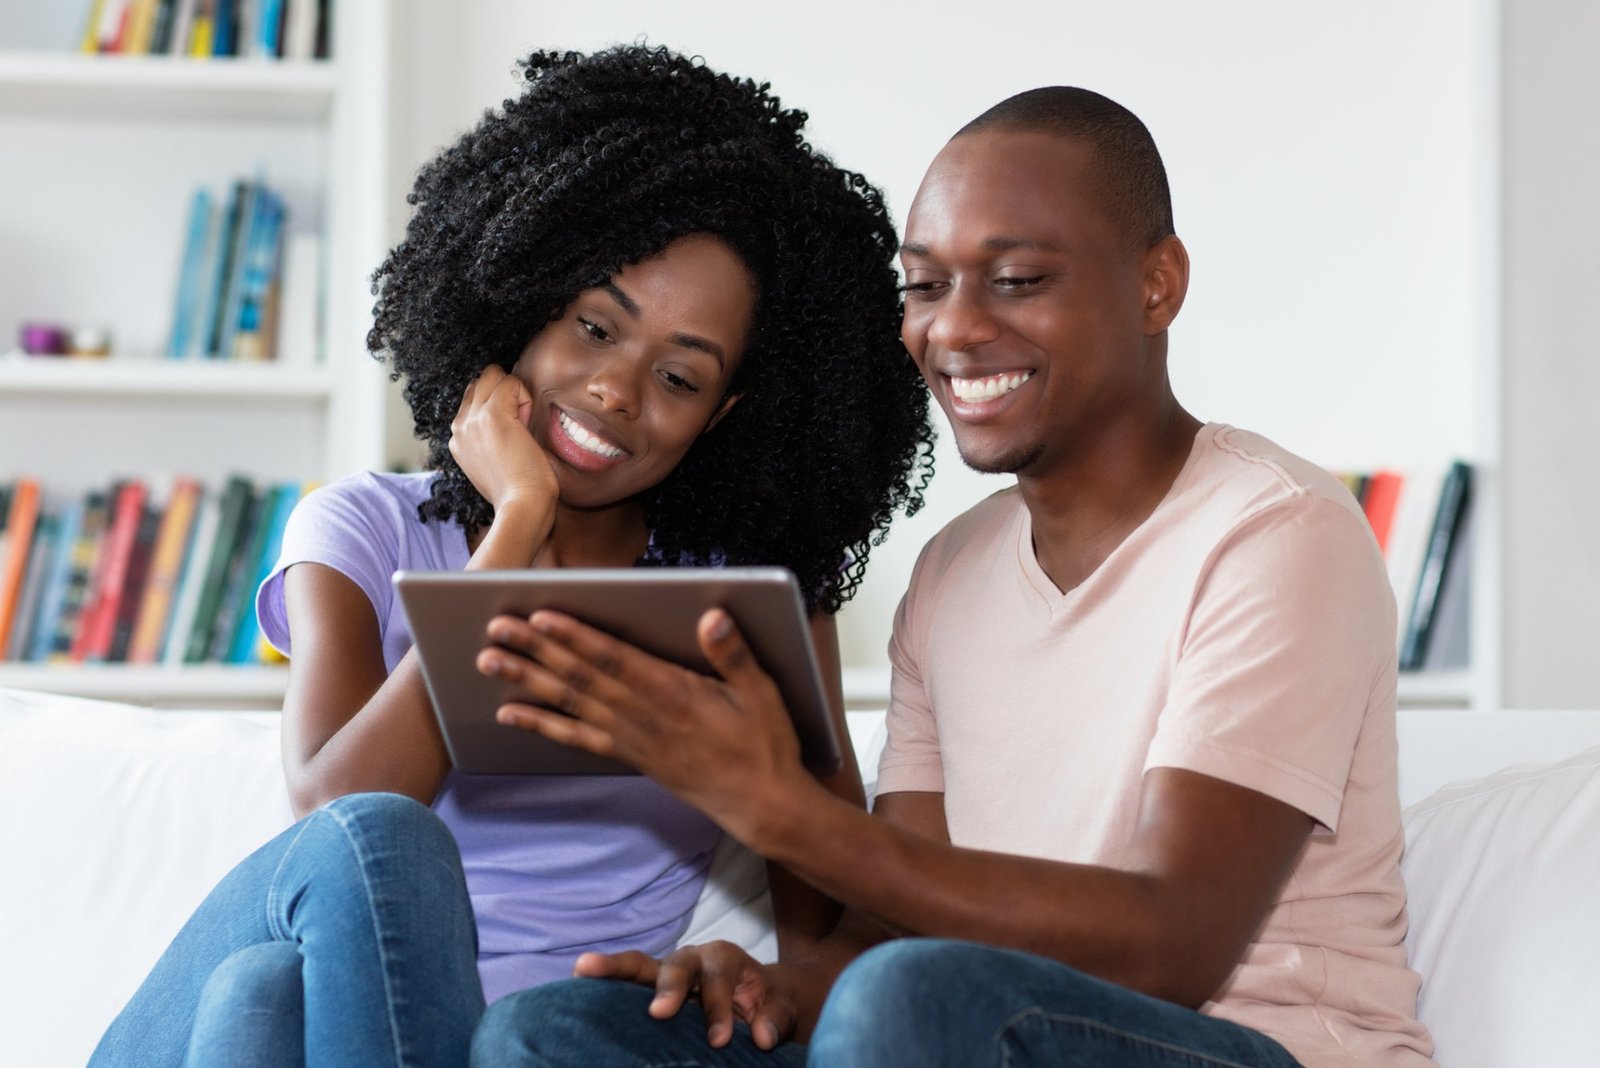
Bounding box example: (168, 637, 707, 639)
(602, 281, 640, 316)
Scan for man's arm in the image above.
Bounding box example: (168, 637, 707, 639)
(481, 606, 1312, 1010)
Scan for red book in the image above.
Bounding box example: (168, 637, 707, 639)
(1361, 470, 1405, 557)
(74, 481, 148, 663)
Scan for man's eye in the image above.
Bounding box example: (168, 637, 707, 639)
(577, 317, 611, 342)
(995, 275, 1044, 289)
(900, 281, 946, 297)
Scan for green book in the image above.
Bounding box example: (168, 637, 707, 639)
(184, 476, 256, 663)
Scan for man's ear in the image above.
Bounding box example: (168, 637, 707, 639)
(706, 392, 742, 433)
(1141, 235, 1190, 335)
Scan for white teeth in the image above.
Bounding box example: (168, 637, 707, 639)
(558, 411, 625, 459)
(949, 370, 1033, 403)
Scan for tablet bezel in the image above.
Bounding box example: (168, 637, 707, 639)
(394, 567, 842, 777)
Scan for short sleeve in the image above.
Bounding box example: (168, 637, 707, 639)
(875, 541, 946, 797)
(1146, 496, 1395, 831)
(254, 478, 404, 659)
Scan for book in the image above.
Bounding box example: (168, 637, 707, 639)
(226, 480, 300, 663)
(48, 490, 111, 663)
(162, 488, 221, 666)
(80, 0, 108, 53)
(215, 179, 263, 362)
(1422, 499, 1473, 671)
(281, 0, 316, 60)
(6, 512, 60, 663)
(184, 476, 255, 663)
(1361, 470, 1404, 556)
(107, 501, 162, 662)
(148, 0, 179, 53)
(167, 0, 198, 56)
(126, 477, 202, 664)
(188, 0, 215, 56)
(200, 180, 247, 360)
(0, 479, 42, 656)
(75, 480, 148, 663)
(28, 498, 84, 663)
(208, 483, 276, 662)
(232, 189, 286, 361)
(1399, 460, 1474, 671)
(167, 187, 216, 360)
(274, 230, 321, 365)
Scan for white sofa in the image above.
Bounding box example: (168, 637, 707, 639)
(2, 688, 1598, 1068)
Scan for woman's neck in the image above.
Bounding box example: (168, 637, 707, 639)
(535, 498, 653, 569)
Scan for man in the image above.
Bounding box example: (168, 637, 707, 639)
(470, 87, 1436, 1067)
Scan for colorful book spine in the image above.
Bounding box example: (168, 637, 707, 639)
(208, 483, 275, 662)
(184, 476, 255, 663)
(163, 489, 220, 666)
(28, 499, 84, 664)
(77, 481, 149, 663)
(108, 502, 162, 662)
(226, 481, 299, 663)
(55, 490, 113, 663)
(1399, 461, 1474, 671)
(167, 187, 216, 360)
(6, 513, 58, 662)
(127, 477, 203, 664)
(0, 480, 42, 656)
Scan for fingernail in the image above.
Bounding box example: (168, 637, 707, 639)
(481, 653, 501, 673)
(710, 611, 733, 640)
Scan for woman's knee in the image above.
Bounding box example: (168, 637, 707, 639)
(194, 942, 304, 1021)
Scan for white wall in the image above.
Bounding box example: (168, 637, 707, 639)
(388, 1, 1494, 674)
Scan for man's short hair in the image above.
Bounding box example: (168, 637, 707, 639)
(958, 87, 1174, 250)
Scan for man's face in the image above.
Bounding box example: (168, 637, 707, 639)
(900, 128, 1157, 476)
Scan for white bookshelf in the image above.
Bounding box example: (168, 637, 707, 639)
(0, 3, 397, 706)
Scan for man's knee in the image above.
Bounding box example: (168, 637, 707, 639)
(471, 979, 659, 1066)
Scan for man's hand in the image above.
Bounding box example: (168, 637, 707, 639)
(573, 943, 799, 1050)
(478, 607, 818, 840)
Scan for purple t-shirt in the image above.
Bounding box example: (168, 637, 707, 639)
(256, 470, 721, 1002)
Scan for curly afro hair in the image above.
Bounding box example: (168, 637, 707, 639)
(369, 44, 934, 614)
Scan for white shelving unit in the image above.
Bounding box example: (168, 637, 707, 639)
(0, 4, 397, 708)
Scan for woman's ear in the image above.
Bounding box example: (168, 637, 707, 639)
(706, 393, 742, 433)
(1141, 235, 1190, 335)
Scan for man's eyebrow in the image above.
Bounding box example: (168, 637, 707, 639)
(900, 236, 1059, 257)
(602, 282, 640, 317)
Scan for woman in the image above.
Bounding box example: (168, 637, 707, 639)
(90, 43, 933, 1068)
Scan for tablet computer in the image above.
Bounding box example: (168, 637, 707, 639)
(393, 567, 841, 777)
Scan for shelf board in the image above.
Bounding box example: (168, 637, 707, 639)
(0, 52, 336, 122)
(0, 353, 331, 399)
(0, 664, 289, 707)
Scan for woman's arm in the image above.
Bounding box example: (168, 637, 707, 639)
(764, 613, 865, 958)
(280, 367, 558, 816)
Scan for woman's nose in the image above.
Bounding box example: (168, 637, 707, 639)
(587, 361, 640, 417)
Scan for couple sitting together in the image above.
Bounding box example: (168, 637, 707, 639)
(91, 43, 1437, 1068)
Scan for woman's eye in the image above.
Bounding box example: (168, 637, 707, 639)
(659, 370, 699, 394)
(577, 317, 611, 343)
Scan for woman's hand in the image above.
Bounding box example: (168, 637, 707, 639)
(573, 944, 799, 1050)
(449, 365, 559, 526)
(477, 607, 818, 842)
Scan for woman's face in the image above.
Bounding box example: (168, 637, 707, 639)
(512, 233, 755, 510)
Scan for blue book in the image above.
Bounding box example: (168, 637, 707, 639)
(257, 0, 284, 55)
(232, 190, 285, 358)
(225, 480, 299, 663)
(200, 180, 246, 359)
(167, 187, 215, 359)
(216, 179, 265, 362)
(26, 499, 83, 663)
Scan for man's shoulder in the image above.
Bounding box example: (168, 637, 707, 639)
(1193, 424, 1367, 526)
(921, 484, 1024, 555)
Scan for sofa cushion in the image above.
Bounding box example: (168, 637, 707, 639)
(1401, 742, 1600, 1068)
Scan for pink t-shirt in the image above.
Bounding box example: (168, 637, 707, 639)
(878, 424, 1434, 1068)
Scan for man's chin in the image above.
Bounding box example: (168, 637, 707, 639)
(956, 442, 1043, 476)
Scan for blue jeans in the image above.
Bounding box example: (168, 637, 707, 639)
(473, 938, 1303, 1067)
(90, 793, 485, 1068)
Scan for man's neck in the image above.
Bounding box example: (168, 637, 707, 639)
(1017, 403, 1203, 595)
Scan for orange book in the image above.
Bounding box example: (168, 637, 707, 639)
(1361, 470, 1405, 557)
(0, 479, 42, 654)
(74, 480, 148, 663)
(127, 477, 203, 664)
